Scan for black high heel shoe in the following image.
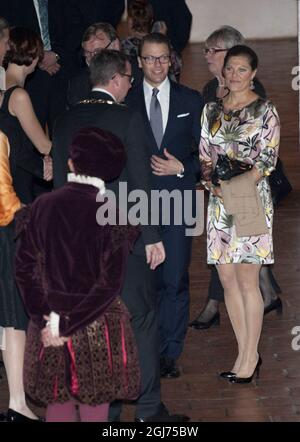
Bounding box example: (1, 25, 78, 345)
(264, 297, 283, 316)
(229, 356, 262, 384)
(5, 409, 44, 422)
(189, 312, 220, 330)
(219, 371, 236, 380)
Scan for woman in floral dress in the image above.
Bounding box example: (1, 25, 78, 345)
(199, 45, 280, 383)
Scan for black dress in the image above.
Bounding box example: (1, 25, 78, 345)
(0, 86, 43, 330)
(0, 86, 44, 204)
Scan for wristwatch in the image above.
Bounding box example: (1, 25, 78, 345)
(55, 53, 60, 62)
(177, 166, 185, 178)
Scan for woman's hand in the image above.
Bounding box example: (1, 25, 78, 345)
(211, 185, 222, 198)
(250, 167, 263, 183)
(43, 155, 53, 181)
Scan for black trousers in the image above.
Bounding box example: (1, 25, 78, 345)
(109, 254, 161, 421)
(157, 223, 192, 360)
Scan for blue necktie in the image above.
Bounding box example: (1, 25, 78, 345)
(150, 88, 163, 148)
(37, 0, 51, 50)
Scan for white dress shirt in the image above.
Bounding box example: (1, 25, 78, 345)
(92, 88, 117, 102)
(143, 77, 170, 133)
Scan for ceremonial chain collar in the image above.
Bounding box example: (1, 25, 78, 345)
(78, 98, 126, 107)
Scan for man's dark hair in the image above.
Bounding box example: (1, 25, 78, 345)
(4, 27, 43, 67)
(89, 49, 129, 86)
(139, 32, 171, 56)
(0, 16, 9, 39)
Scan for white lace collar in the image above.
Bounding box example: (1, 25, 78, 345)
(67, 173, 106, 195)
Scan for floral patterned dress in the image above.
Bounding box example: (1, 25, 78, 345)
(199, 98, 280, 265)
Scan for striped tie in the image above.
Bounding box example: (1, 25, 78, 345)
(37, 0, 51, 50)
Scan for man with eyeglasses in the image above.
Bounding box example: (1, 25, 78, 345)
(68, 23, 120, 108)
(52, 49, 190, 422)
(126, 32, 203, 381)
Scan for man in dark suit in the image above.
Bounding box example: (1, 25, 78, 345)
(149, 0, 192, 54)
(67, 22, 120, 108)
(0, 0, 79, 131)
(52, 50, 189, 422)
(67, 21, 142, 108)
(126, 33, 202, 378)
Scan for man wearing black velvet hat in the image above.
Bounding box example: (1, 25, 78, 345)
(15, 127, 141, 422)
(52, 50, 189, 422)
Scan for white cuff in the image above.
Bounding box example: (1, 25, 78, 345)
(177, 166, 185, 178)
(47, 311, 60, 338)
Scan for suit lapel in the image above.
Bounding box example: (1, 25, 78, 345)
(161, 82, 180, 147)
(136, 87, 158, 149)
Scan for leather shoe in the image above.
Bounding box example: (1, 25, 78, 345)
(135, 403, 189, 422)
(219, 371, 236, 379)
(264, 297, 283, 316)
(189, 312, 220, 330)
(160, 357, 180, 378)
(5, 409, 44, 422)
(0, 412, 6, 421)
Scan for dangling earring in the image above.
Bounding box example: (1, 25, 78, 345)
(250, 79, 255, 90)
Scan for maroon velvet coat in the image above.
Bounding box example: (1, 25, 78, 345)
(15, 182, 141, 405)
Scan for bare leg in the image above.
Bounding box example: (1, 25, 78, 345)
(216, 264, 247, 373)
(2, 328, 38, 419)
(236, 264, 263, 378)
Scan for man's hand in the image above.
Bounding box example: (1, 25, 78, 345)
(43, 155, 53, 181)
(151, 148, 184, 176)
(41, 315, 69, 347)
(145, 241, 165, 270)
(44, 62, 61, 76)
(39, 51, 58, 70)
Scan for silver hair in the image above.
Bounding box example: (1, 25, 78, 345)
(206, 26, 245, 49)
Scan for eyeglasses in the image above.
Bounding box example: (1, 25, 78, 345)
(203, 48, 228, 55)
(140, 55, 171, 65)
(83, 48, 102, 58)
(112, 72, 134, 84)
(82, 39, 115, 58)
(120, 72, 134, 84)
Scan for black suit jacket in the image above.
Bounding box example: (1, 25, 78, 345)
(52, 90, 160, 254)
(0, 0, 79, 75)
(67, 63, 143, 109)
(68, 0, 125, 52)
(126, 80, 203, 190)
(148, 0, 192, 53)
(67, 68, 91, 108)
